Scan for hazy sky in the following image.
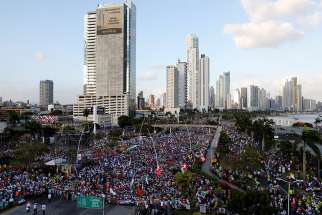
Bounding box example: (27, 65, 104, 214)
(1, 0, 322, 104)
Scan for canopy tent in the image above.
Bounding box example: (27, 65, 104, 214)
(45, 158, 67, 166)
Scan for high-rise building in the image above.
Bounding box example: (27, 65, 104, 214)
(148, 94, 156, 109)
(303, 99, 317, 111)
(166, 65, 179, 108)
(176, 59, 187, 108)
(186, 34, 200, 109)
(209, 86, 215, 109)
(248, 85, 259, 111)
(39, 80, 54, 108)
(215, 75, 224, 108)
(200, 54, 209, 111)
(282, 77, 302, 112)
(240, 87, 248, 110)
(137, 91, 145, 110)
(161, 93, 167, 108)
(74, 0, 136, 123)
(215, 72, 230, 109)
(223, 72, 231, 109)
(275, 96, 283, 110)
(258, 88, 268, 111)
(231, 89, 241, 109)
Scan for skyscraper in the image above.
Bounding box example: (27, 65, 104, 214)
(215, 72, 230, 109)
(223, 72, 231, 109)
(240, 87, 248, 110)
(215, 75, 224, 108)
(209, 86, 215, 109)
(74, 0, 136, 122)
(166, 65, 179, 108)
(186, 34, 200, 109)
(176, 59, 187, 108)
(39, 80, 54, 108)
(248, 85, 259, 111)
(200, 54, 209, 111)
(282, 77, 302, 112)
(137, 91, 145, 110)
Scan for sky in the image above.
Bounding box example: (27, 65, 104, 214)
(0, 0, 322, 104)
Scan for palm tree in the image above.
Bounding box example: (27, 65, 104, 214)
(300, 127, 322, 179)
(83, 108, 90, 121)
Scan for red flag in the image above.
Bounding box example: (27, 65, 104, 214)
(136, 185, 144, 197)
(181, 163, 188, 172)
(156, 166, 161, 177)
(201, 155, 206, 162)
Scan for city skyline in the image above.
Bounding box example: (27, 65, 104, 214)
(1, 0, 322, 103)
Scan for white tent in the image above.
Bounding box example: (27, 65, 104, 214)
(45, 158, 67, 166)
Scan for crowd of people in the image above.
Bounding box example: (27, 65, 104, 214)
(212, 125, 322, 215)
(0, 127, 221, 213)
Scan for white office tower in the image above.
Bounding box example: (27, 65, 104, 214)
(200, 54, 209, 111)
(248, 85, 259, 111)
(83, 12, 97, 96)
(282, 77, 302, 112)
(231, 89, 241, 109)
(258, 88, 268, 111)
(186, 34, 200, 109)
(215, 72, 230, 109)
(74, 0, 136, 123)
(166, 65, 179, 108)
(215, 75, 224, 108)
(176, 59, 187, 108)
(223, 72, 231, 109)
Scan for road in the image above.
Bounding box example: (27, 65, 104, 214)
(3, 200, 135, 215)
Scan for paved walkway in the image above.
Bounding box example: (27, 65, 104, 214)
(202, 126, 245, 193)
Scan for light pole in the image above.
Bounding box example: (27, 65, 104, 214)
(277, 177, 290, 215)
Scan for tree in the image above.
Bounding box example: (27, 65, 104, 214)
(12, 143, 49, 169)
(175, 172, 195, 201)
(227, 191, 276, 215)
(301, 127, 322, 178)
(118, 115, 132, 128)
(24, 120, 42, 138)
(8, 111, 20, 127)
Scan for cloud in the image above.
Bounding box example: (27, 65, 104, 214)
(224, 0, 322, 48)
(224, 21, 303, 48)
(34, 51, 46, 62)
(140, 65, 165, 81)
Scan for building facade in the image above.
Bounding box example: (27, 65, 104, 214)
(137, 91, 145, 110)
(176, 59, 187, 108)
(247, 85, 259, 111)
(200, 54, 209, 111)
(186, 34, 200, 109)
(282, 77, 302, 112)
(74, 0, 136, 122)
(166, 65, 179, 108)
(39, 80, 54, 108)
(240, 87, 247, 110)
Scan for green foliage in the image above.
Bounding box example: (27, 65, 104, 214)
(12, 143, 49, 168)
(217, 131, 230, 157)
(235, 146, 263, 171)
(234, 112, 252, 133)
(293, 122, 313, 128)
(83, 108, 90, 119)
(118, 115, 132, 128)
(227, 191, 276, 215)
(8, 111, 20, 126)
(175, 172, 194, 198)
(24, 120, 42, 136)
(109, 128, 122, 142)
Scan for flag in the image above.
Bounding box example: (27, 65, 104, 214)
(181, 163, 188, 173)
(110, 188, 116, 196)
(145, 175, 149, 185)
(201, 155, 206, 162)
(156, 166, 161, 177)
(136, 185, 144, 197)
